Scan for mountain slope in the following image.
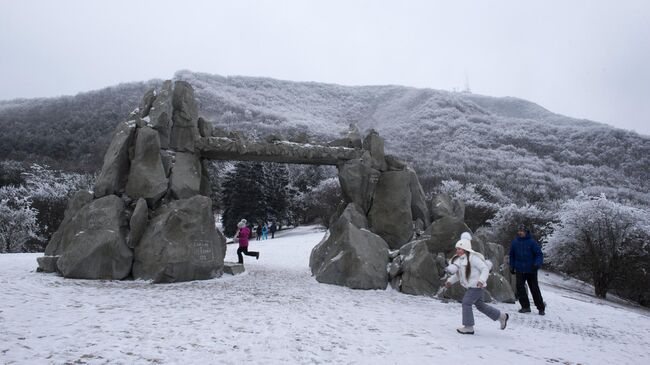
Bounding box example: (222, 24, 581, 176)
(1, 71, 648, 208)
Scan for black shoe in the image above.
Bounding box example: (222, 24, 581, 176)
(539, 309, 545, 315)
(518, 307, 531, 313)
(256, 253, 260, 260)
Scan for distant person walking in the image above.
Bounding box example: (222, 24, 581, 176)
(445, 237, 509, 335)
(235, 219, 259, 264)
(256, 224, 263, 241)
(509, 224, 545, 315)
(270, 222, 277, 239)
(262, 224, 268, 240)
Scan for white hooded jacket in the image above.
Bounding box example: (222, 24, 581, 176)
(446, 253, 490, 289)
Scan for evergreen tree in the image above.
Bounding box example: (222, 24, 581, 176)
(221, 161, 267, 236)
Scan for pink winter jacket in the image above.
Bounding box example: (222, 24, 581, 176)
(238, 227, 251, 247)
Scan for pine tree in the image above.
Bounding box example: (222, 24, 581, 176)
(221, 161, 268, 236)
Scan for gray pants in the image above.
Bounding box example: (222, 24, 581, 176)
(462, 288, 501, 326)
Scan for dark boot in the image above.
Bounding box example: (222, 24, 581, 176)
(518, 307, 531, 313)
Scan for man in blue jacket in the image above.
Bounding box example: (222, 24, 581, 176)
(509, 224, 546, 315)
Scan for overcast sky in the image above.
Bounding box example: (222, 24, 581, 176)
(1, 0, 649, 135)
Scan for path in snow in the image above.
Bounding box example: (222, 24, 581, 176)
(1, 225, 649, 364)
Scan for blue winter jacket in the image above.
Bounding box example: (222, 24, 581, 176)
(509, 231, 543, 273)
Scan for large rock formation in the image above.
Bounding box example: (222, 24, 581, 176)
(56, 195, 132, 280)
(40, 81, 226, 283)
(395, 240, 442, 296)
(133, 196, 226, 283)
(368, 170, 413, 248)
(310, 203, 389, 290)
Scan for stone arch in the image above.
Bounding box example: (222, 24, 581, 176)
(35, 81, 514, 303)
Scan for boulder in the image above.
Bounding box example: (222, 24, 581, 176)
(486, 273, 516, 303)
(199, 159, 212, 197)
(94, 120, 136, 198)
(398, 240, 441, 296)
(388, 255, 403, 279)
(423, 216, 472, 255)
(36, 256, 60, 273)
(170, 81, 200, 152)
(127, 198, 148, 248)
(338, 202, 368, 229)
(169, 152, 202, 199)
(368, 170, 413, 249)
(407, 167, 430, 228)
(149, 80, 173, 149)
(198, 117, 213, 138)
(45, 190, 94, 256)
(363, 129, 387, 171)
(160, 150, 175, 177)
(430, 193, 465, 221)
(337, 156, 380, 214)
(139, 88, 156, 118)
(133, 196, 226, 283)
(309, 213, 390, 290)
(223, 262, 245, 275)
(125, 126, 168, 205)
(56, 195, 132, 280)
(482, 241, 505, 270)
(385, 154, 407, 171)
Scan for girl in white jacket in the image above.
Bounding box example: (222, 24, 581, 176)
(445, 238, 509, 334)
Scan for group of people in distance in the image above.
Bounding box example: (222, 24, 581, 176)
(445, 224, 545, 335)
(233, 219, 278, 264)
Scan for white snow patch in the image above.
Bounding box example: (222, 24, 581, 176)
(1, 225, 649, 364)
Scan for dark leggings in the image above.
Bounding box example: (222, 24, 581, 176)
(516, 271, 545, 310)
(237, 246, 258, 264)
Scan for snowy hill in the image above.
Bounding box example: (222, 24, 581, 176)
(2, 226, 649, 364)
(1, 71, 648, 209)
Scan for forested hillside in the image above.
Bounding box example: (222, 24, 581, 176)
(2, 70, 648, 211)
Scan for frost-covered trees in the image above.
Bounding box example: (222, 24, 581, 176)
(0, 162, 94, 252)
(545, 194, 650, 298)
(0, 186, 40, 253)
(485, 203, 555, 247)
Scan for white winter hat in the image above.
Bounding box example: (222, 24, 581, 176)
(237, 219, 247, 228)
(455, 239, 477, 253)
(460, 232, 472, 241)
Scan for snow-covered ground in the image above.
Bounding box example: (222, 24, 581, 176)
(1, 225, 649, 364)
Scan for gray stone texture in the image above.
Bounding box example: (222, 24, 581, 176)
(199, 159, 212, 197)
(170, 81, 200, 152)
(407, 167, 430, 228)
(45, 190, 94, 256)
(363, 129, 387, 171)
(56, 195, 133, 280)
(139, 88, 156, 118)
(398, 240, 441, 296)
(36, 256, 60, 273)
(148, 80, 173, 149)
(94, 120, 136, 198)
(169, 152, 202, 199)
(125, 126, 168, 205)
(430, 193, 465, 221)
(337, 157, 380, 214)
(310, 212, 390, 290)
(368, 170, 413, 249)
(423, 216, 472, 255)
(132, 196, 226, 283)
(486, 273, 516, 303)
(127, 198, 148, 249)
(223, 262, 245, 275)
(198, 117, 213, 138)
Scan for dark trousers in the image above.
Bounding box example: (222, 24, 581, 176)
(237, 246, 258, 264)
(516, 271, 545, 310)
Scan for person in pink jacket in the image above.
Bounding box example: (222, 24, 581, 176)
(235, 219, 259, 264)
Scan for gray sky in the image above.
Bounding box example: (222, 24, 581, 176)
(1, 0, 649, 135)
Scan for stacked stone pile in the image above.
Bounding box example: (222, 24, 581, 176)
(37, 81, 226, 283)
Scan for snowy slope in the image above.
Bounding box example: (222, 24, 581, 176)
(1, 226, 649, 364)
